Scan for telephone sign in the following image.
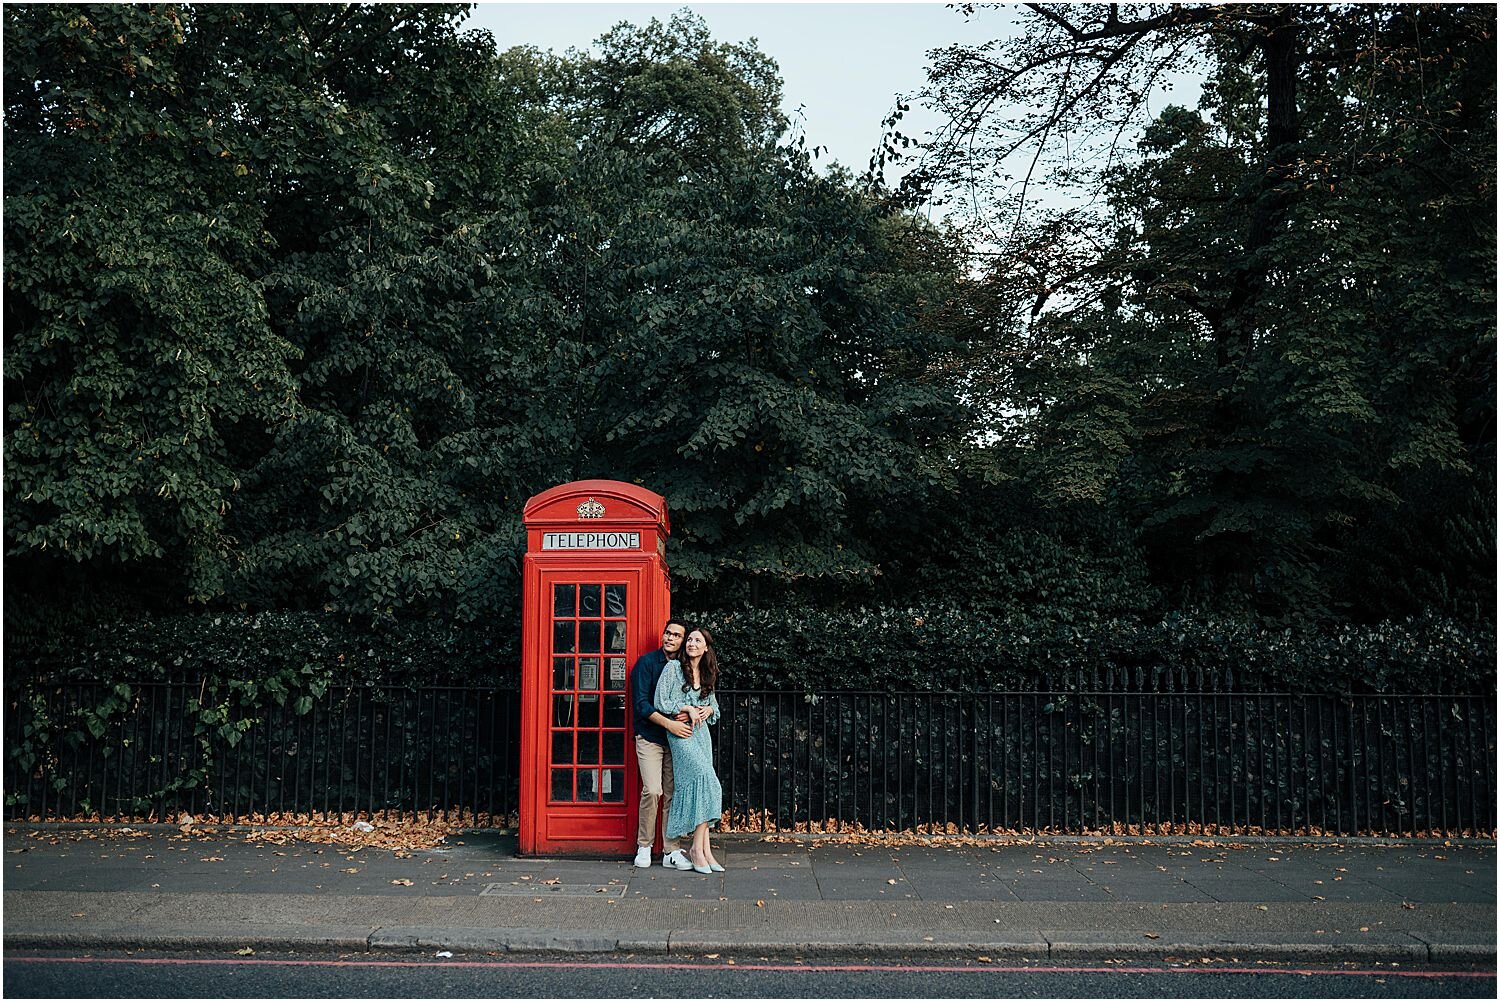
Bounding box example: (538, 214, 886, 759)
(542, 531, 641, 549)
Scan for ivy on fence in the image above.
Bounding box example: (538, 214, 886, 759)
(5, 680, 519, 823)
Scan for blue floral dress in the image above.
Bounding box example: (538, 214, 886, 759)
(654, 659, 722, 839)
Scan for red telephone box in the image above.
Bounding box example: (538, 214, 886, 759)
(518, 479, 671, 856)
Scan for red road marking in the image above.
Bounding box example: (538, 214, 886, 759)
(5, 956, 1494, 978)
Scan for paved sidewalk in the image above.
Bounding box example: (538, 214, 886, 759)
(3, 826, 1494, 964)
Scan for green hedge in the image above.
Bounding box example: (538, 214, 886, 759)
(691, 605, 1495, 694)
(6, 610, 521, 690)
(6, 604, 1493, 695)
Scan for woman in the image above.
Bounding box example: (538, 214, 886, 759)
(653, 626, 724, 874)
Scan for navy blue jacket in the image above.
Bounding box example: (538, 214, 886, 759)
(630, 648, 671, 746)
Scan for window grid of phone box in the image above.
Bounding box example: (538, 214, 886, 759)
(550, 582, 628, 803)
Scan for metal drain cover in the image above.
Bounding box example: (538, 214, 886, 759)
(480, 882, 625, 897)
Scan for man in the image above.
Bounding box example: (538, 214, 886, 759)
(630, 619, 694, 869)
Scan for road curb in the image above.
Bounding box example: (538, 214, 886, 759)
(6, 928, 1487, 965)
(2, 930, 374, 954)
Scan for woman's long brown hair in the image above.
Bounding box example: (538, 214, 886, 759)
(680, 626, 719, 697)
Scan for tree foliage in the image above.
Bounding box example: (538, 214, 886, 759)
(4, 4, 1492, 688)
(911, 3, 1496, 622)
(5, 5, 971, 628)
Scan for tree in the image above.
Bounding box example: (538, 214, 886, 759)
(5, 5, 979, 627)
(4, 4, 570, 624)
(911, 3, 1496, 620)
(5, 5, 303, 607)
(515, 12, 977, 600)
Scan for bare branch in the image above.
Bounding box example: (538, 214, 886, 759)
(1022, 3, 1256, 43)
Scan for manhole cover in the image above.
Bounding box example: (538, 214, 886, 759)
(480, 882, 625, 897)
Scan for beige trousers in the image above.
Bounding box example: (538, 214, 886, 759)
(635, 735, 678, 850)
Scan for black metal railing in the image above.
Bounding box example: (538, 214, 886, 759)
(5, 683, 1495, 836)
(4, 684, 520, 825)
(713, 690, 1497, 837)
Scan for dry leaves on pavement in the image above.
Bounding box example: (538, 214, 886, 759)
(17, 811, 502, 853)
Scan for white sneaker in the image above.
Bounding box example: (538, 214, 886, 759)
(633, 846, 651, 868)
(662, 849, 693, 870)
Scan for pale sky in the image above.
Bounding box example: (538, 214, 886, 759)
(465, 2, 1008, 180)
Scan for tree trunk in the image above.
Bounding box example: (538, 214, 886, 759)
(1218, 10, 1302, 366)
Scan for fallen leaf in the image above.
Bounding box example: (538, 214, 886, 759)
(235, 947, 254, 956)
(755, 899, 765, 907)
(706, 953, 720, 959)
(541, 877, 561, 885)
(342, 867, 359, 874)
(1401, 901, 1415, 910)
(1360, 926, 1370, 933)
(1144, 933, 1160, 940)
(886, 878, 897, 885)
(200, 856, 224, 862)
(977, 956, 993, 963)
(391, 879, 413, 886)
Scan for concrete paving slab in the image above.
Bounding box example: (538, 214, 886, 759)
(1179, 877, 1315, 902)
(900, 876, 1019, 902)
(715, 879, 824, 901)
(20, 867, 170, 893)
(1095, 883, 1215, 903)
(1005, 879, 1113, 902)
(812, 861, 906, 879)
(1283, 875, 1417, 902)
(627, 870, 720, 894)
(814, 877, 923, 901)
(1360, 876, 1497, 903)
(729, 856, 815, 871)
(5, 828, 1494, 964)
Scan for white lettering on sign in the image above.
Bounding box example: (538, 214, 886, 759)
(542, 531, 641, 550)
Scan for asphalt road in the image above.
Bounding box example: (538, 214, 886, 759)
(4, 950, 1495, 999)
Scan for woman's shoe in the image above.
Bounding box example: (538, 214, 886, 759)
(708, 861, 725, 872)
(692, 861, 712, 874)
